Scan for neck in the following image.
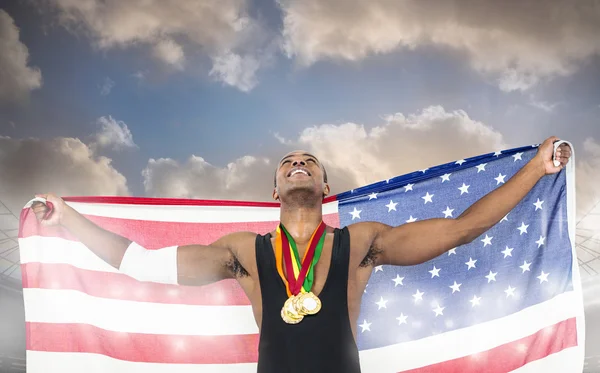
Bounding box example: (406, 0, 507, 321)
(279, 203, 323, 241)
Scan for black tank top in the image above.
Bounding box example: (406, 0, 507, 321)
(255, 227, 361, 373)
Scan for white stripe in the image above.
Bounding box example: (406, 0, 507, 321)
(20, 236, 118, 272)
(23, 288, 258, 336)
(26, 351, 257, 373)
(59, 200, 339, 223)
(358, 291, 580, 373)
(509, 346, 580, 372)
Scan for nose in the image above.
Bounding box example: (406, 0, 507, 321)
(292, 159, 306, 167)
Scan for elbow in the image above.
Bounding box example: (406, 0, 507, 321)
(454, 218, 482, 246)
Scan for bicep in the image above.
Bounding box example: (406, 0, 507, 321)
(176, 243, 236, 286)
(373, 218, 468, 266)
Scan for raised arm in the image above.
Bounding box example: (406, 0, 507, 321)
(360, 137, 571, 266)
(31, 194, 241, 286)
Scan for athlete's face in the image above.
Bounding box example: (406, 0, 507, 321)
(273, 151, 329, 201)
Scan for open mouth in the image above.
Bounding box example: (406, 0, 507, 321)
(287, 168, 311, 177)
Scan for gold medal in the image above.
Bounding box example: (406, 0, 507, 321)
(299, 292, 321, 315)
(281, 295, 303, 324)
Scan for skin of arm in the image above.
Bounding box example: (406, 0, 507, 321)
(32, 196, 241, 286)
(356, 137, 571, 266)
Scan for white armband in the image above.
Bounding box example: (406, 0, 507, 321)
(119, 242, 179, 285)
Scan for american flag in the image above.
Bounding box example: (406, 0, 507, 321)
(18, 144, 584, 372)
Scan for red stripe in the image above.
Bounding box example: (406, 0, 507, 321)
(400, 317, 578, 373)
(59, 195, 338, 206)
(25, 318, 576, 367)
(26, 322, 259, 364)
(22, 262, 251, 305)
(19, 208, 341, 248)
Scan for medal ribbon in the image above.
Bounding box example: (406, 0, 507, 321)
(275, 221, 326, 296)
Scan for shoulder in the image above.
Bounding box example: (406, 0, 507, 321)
(347, 221, 391, 245)
(212, 231, 259, 253)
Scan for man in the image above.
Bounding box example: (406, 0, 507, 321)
(32, 136, 571, 373)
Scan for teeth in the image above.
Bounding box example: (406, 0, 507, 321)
(291, 169, 308, 176)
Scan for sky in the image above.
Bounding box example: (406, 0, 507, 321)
(0, 0, 600, 368)
(1, 0, 599, 217)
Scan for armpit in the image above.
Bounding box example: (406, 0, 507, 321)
(359, 245, 382, 268)
(226, 255, 249, 278)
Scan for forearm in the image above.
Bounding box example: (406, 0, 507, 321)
(457, 156, 546, 242)
(61, 205, 131, 268)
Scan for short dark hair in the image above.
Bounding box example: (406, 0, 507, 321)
(274, 164, 328, 187)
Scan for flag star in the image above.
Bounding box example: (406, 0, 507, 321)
(455, 159, 466, 166)
(440, 173, 451, 182)
(406, 216, 417, 223)
(433, 304, 445, 316)
(495, 173, 507, 184)
(517, 222, 529, 235)
(374, 265, 383, 272)
(485, 270, 498, 283)
(422, 192, 434, 204)
(420, 168, 429, 173)
(375, 297, 388, 310)
(429, 266, 441, 278)
(476, 163, 487, 172)
(442, 206, 454, 218)
(481, 234, 493, 247)
(386, 200, 398, 212)
(412, 289, 424, 302)
(520, 260, 531, 273)
(494, 150, 502, 157)
(359, 320, 371, 332)
(505, 285, 516, 298)
(385, 178, 391, 183)
(536, 236, 546, 248)
(368, 192, 378, 200)
(537, 271, 549, 283)
(501, 246, 514, 258)
(501, 213, 509, 222)
(448, 247, 457, 255)
(458, 183, 470, 195)
(470, 295, 482, 307)
(404, 183, 414, 192)
(396, 313, 408, 325)
(533, 198, 544, 211)
(512, 152, 523, 161)
(449, 281, 462, 293)
(465, 257, 477, 270)
(392, 275, 404, 287)
(349, 207, 361, 220)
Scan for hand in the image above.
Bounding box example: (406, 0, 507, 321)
(31, 193, 68, 226)
(535, 136, 572, 175)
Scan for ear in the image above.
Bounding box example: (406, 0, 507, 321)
(272, 187, 280, 201)
(322, 183, 330, 197)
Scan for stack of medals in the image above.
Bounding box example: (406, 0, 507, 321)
(275, 221, 327, 324)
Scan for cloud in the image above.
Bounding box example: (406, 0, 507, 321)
(90, 115, 138, 152)
(290, 106, 507, 192)
(0, 10, 42, 103)
(278, 0, 600, 92)
(152, 39, 185, 69)
(0, 135, 129, 215)
(99, 77, 115, 96)
(209, 51, 260, 92)
(44, 0, 270, 91)
(142, 106, 507, 200)
(142, 155, 275, 201)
